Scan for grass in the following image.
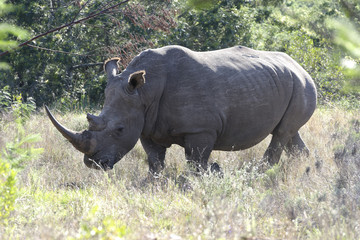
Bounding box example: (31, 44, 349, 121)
(0, 106, 359, 239)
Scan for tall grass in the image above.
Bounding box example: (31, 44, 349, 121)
(0, 106, 359, 239)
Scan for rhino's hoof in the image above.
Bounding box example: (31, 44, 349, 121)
(210, 162, 223, 177)
(176, 174, 193, 192)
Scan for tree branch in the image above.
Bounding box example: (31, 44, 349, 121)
(27, 44, 92, 56)
(70, 0, 92, 23)
(71, 62, 103, 69)
(0, 0, 130, 57)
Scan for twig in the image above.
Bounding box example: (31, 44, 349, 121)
(70, 0, 92, 23)
(71, 62, 103, 69)
(27, 44, 92, 56)
(87, 0, 119, 16)
(0, 0, 130, 57)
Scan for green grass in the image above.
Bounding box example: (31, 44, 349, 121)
(0, 106, 359, 239)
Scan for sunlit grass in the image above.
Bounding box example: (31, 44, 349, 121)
(0, 106, 359, 239)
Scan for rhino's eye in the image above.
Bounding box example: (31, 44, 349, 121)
(110, 127, 124, 138)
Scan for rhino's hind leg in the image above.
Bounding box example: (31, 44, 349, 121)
(263, 133, 290, 165)
(285, 132, 310, 157)
(264, 131, 309, 165)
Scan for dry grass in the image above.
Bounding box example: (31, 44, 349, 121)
(1, 106, 359, 239)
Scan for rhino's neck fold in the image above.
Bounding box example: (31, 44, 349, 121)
(138, 80, 166, 138)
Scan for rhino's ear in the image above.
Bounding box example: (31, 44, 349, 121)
(127, 70, 146, 92)
(104, 58, 120, 79)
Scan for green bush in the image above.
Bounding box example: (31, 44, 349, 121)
(70, 206, 130, 240)
(0, 157, 17, 226)
(0, 86, 12, 112)
(2, 94, 42, 170)
(284, 33, 344, 102)
(0, 94, 43, 226)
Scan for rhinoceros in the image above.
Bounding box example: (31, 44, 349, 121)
(46, 45, 317, 173)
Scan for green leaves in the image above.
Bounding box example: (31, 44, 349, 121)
(0, 0, 28, 69)
(0, 0, 359, 107)
(326, 0, 360, 93)
(167, 0, 359, 100)
(329, 20, 360, 58)
(0, 158, 17, 226)
(168, 2, 256, 51)
(187, 0, 219, 10)
(3, 133, 43, 170)
(0, 0, 13, 15)
(2, 94, 43, 170)
(0, 89, 42, 228)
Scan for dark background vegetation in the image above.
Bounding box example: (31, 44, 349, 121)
(0, 0, 359, 110)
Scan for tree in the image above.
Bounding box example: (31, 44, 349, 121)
(328, 0, 360, 93)
(0, 0, 175, 109)
(1, 0, 358, 108)
(0, 0, 28, 69)
(166, 0, 358, 102)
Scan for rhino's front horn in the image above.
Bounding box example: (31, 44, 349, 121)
(45, 106, 90, 154)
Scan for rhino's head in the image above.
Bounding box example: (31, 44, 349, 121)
(46, 58, 146, 170)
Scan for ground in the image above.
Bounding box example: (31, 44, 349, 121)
(0, 106, 359, 239)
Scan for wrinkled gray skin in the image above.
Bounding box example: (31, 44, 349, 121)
(46, 45, 317, 173)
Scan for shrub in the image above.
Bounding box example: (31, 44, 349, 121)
(0, 157, 16, 226)
(0, 94, 43, 227)
(2, 94, 42, 170)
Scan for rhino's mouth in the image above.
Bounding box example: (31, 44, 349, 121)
(83, 155, 108, 170)
(83, 152, 123, 171)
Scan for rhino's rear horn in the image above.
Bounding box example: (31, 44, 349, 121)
(104, 58, 120, 78)
(45, 106, 90, 153)
(87, 113, 106, 131)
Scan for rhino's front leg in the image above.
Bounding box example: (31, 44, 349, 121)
(140, 137, 166, 175)
(184, 133, 216, 173)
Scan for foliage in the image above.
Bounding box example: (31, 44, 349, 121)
(186, 0, 218, 10)
(0, 0, 359, 107)
(284, 34, 344, 102)
(0, 0, 28, 70)
(279, 0, 360, 95)
(166, 0, 359, 102)
(0, 1, 35, 228)
(0, 0, 175, 109)
(0, 95, 42, 227)
(0, 86, 12, 111)
(166, 2, 255, 51)
(2, 94, 43, 170)
(3, 131, 43, 170)
(71, 206, 130, 240)
(327, 0, 360, 93)
(0, 95, 43, 227)
(0, 157, 16, 226)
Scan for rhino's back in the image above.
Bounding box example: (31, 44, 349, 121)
(140, 46, 315, 150)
